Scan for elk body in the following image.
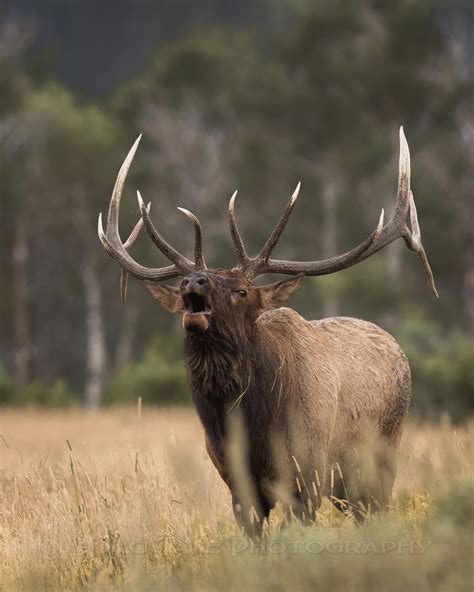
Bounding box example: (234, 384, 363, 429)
(98, 128, 437, 535)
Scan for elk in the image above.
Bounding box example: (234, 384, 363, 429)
(98, 127, 437, 535)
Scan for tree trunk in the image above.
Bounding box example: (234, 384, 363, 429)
(81, 259, 106, 408)
(446, 15, 474, 329)
(459, 109, 474, 332)
(12, 218, 30, 390)
(72, 186, 107, 408)
(320, 180, 340, 317)
(460, 174, 474, 331)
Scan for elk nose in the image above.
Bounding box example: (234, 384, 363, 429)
(181, 274, 208, 292)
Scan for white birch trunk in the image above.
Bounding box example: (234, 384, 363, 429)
(81, 258, 106, 408)
(12, 218, 30, 390)
(321, 180, 340, 317)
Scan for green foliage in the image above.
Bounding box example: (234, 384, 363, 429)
(0, 363, 13, 404)
(0, 359, 73, 408)
(14, 379, 74, 407)
(308, 260, 405, 319)
(432, 477, 474, 534)
(396, 318, 474, 421)
(25, 83, 121, 187)
(104, 335, 188, 405)
(424, 478, 474, 590)
(111, 28, 285, 123)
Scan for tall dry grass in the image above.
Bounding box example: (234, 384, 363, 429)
(0, 407, 472, 591)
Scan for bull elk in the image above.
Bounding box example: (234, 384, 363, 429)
(98, 127, 437, 535)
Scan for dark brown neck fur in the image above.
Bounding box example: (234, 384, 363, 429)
(184, 321, 287, 480)
(184, 320, 252, 400)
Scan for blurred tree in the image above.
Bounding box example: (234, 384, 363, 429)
(440, 2, 474, 332)
(139, 105, 233, 264)
(0, 19, 34, 391)
(22, 86, 122, 406)
(273, 0, 464, 325)
(110, 29, 291, 264)
(1, 81, 125, 406)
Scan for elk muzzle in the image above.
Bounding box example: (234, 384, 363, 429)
(181, 273, 212, 333)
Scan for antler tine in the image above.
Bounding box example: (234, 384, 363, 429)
(228, 190, 250, 267)
(124, 201, 151, 250)
(137, 190, 194, 272)
(258, 182, 301, 263)
(404, 191, 439, 297)
(106, 134, 142, 231)
(396, 125, 411, 217)
(361, 126, 411, 251)
(98, 213, 179, 281)
(246, 127, 437, 297)
(98, 136, 185, 284)
(177, 207, 207, 269)
(352, 127, 438, 296)
(120, 202, 150, 304)
(249, 208, 384, 277)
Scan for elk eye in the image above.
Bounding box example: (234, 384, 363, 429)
(238, 290, 247, 298)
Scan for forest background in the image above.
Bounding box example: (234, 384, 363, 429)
(0, 0, 472, 420)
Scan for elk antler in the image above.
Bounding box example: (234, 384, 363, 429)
(177, 207, 206, 269)
(98, 135, 207, 297)
(229, 127, 438, 297)
(120, 201, 150, 303)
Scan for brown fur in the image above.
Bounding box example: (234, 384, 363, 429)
(146, 269, 411, 534)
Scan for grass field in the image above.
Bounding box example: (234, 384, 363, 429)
(0, 407, 473, 591)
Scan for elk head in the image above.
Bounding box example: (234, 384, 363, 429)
(143, 269, 304, 335)
(98, 128, 438, 337)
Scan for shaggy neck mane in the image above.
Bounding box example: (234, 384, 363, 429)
(184, 317, 291, 418)
(184, 321, 254, 401)
(184, 317, 294, 477)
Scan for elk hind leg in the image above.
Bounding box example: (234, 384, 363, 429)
(347, 445, 399, 520)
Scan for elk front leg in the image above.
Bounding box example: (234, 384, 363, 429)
(232, 492, 272, 539)
(282, 476, 324, 526)
(205, 434, 232, 488)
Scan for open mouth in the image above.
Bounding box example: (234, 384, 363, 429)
(182, 292, 212, 316)
(182, 292, 212, 333)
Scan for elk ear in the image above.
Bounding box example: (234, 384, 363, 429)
(144, 281, 184, 313)
(257, 274, 304, 310)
